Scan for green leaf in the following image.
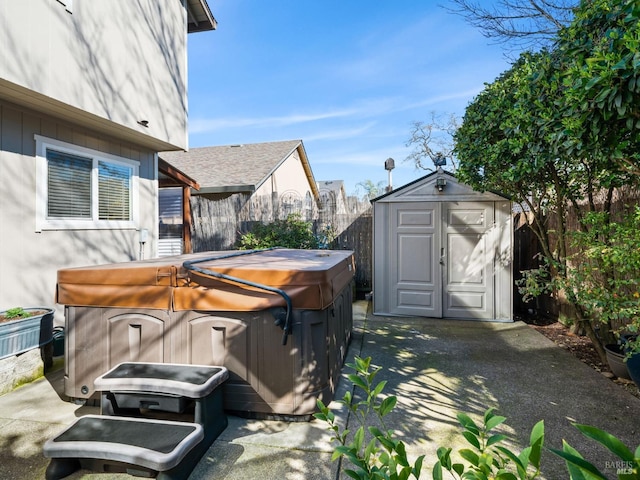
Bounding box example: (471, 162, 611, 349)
(573, 424, 635, 461)
(413, 455, 424, 477)
(495, 446, 525, 471)
(486, 433, 508, 447)
(612, 58, 628, 70)
(528, 420, 545, 469)
(379, 396, 397, 416)
(364, 438, 377, 461)
(371, 380, 387, 397)
(436, 447, 453, 469)
(344, 469, 362, 480)
(495, 473, 518, 480)
(485, 415, 507, 432)
(462, 431, 482, 449)
(585, 76, 601, 89)
(432, 462, 443, 480)
(353, 426, 365, 452)
(459, 448, 480, 466)
(552, 442, 590, 480)
(458, 413, 481, 435)
(549, 443, 608, 480)
(348, 374, 368, 391)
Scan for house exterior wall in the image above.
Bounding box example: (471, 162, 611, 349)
(253, 149, 316, 220)
(0, 0, 188, 151)
(0, 100, 158, 314)
(0, 1, 199, 315)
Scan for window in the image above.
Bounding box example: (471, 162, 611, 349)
(36, 135, 139, 230)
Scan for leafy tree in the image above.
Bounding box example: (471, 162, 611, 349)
(562, 208, 640, 357)
(555, 0, 640, 176)
(455, 0, 640, 362)
(356, 180, 387, 200)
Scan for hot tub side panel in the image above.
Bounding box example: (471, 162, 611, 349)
(64, 307, 173, 399)
(64, 283, 354, 415)
(178, 281, 353, 416)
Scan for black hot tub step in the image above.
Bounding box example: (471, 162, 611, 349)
(43, 415, 205, 480)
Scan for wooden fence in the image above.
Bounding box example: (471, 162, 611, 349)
(189, 193, 373, 296)
(513, 188, 640, 319)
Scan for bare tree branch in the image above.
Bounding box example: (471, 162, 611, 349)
(443, 0, 577, 50)
(405, 113, 460, 172)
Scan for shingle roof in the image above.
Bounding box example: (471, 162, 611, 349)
(160, 140, 304, 193)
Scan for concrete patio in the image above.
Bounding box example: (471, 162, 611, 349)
(1, 300, 638, 479)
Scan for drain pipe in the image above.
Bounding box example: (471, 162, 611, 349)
(182, 248, 293, 345)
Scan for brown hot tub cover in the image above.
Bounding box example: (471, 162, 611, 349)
(56, 249, 355, 311)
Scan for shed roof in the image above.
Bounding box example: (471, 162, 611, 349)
(159, 140, 319, 198)
(371, 169, 510, 203)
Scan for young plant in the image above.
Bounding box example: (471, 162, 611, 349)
(314, 356, 424, 480)
(550, 424, 640, 480)
(3, 307, 32, 320)
(433, 408, 544, 480)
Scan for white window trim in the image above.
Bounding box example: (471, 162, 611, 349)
(35, 135, 140, 232)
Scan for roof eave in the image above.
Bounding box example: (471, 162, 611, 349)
(195, 185, 256, 195)
(187, 0, 217, 33)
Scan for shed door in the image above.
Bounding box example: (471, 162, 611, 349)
(390, 202, 441, 317)
(443, 202, 494, 319)
(388, 201, 495, 319)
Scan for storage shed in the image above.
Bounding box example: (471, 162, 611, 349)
(372, 170, 512, 321)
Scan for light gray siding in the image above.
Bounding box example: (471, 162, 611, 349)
(0, 99, 158, 312)
(0, 0, 188, 151)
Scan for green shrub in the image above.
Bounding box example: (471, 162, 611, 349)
(237, 214, 320, 250)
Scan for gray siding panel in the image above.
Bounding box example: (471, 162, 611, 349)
(0, 99, 158, 312)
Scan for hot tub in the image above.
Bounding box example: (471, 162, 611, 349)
(56, 248, 355, 417)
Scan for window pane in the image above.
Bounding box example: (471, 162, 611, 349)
(47, 149, 91, 218)
(98, 161, 131, 220)
(159, 187, 183, 239)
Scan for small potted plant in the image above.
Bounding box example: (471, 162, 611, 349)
(0, 306, 54, 361)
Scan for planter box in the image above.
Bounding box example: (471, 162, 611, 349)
(0, 308, 54, 360)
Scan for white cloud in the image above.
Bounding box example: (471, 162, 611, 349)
(189, 107, 359, 134)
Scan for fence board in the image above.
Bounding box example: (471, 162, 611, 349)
(189, 194, 374, 294)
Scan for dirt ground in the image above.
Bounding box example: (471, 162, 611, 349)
(525, 319, 640, 399)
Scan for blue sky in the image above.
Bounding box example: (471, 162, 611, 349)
(187, 1, 511, 196)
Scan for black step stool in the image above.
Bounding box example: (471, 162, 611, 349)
(44, 363, 228, 479)
(44, 415, 203, 479)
